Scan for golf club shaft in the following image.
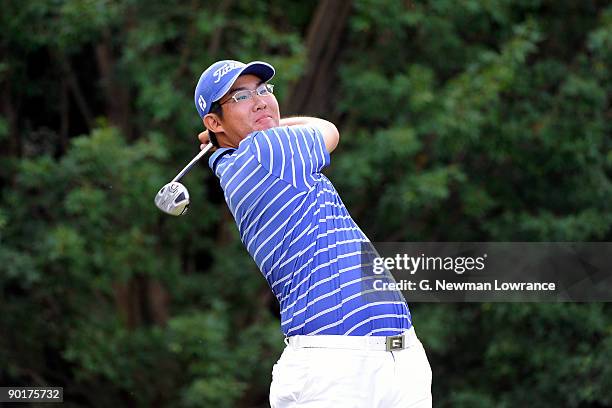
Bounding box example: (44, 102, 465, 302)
(171, 143, 214, 182)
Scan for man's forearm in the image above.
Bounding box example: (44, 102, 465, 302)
(280, 116, 311, 127)
(280, 116, 339, 153)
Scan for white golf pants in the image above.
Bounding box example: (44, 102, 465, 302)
(269, 329, 432, 407)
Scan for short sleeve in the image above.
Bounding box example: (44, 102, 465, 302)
(250, 126, 330, 190)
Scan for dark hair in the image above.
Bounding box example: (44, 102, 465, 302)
(207, 102, 223, 147)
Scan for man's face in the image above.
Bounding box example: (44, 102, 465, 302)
(214, 74, 280, 144)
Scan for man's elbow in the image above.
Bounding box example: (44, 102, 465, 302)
(324, 122, 339, 153)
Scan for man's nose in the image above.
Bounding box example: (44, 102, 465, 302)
(252, 94, 267, 111)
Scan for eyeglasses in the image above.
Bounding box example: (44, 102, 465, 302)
(219, 83, 275, 105)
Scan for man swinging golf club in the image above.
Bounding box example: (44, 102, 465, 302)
(194, 60, 432, 407)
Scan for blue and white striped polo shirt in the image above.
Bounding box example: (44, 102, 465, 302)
(208, 125, 412, 336)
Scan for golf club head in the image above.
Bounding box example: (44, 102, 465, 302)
(155, 182, 190, 216)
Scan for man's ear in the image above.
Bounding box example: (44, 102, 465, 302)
(203, 114, 225, 134)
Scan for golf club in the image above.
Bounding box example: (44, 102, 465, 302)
(154, 142, 214, 216)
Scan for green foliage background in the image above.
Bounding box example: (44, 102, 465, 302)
(1, 0, 611, 406)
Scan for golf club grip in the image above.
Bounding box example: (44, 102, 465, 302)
(171, 143, 214, 182)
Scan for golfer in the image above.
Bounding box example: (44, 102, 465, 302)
(194, 60, 432, 407)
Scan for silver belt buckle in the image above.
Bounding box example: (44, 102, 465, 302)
(386, 335, 404, 351)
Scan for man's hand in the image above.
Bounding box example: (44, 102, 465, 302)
(198, 129, 216, 151)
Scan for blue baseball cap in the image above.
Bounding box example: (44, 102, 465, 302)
(194, 60, 275, 118)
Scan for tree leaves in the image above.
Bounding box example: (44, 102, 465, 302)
(1, 1, 611, 406)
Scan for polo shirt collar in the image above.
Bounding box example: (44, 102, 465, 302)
(208, 147, 235, 171)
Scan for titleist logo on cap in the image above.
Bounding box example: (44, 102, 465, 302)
(198, 95, 206, 112)
(213, 62, 242, 83)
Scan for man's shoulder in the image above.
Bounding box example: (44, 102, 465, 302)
(211, 125, 322, 174)
(253, 125, 318, 140)
(251, 125, 291, 141)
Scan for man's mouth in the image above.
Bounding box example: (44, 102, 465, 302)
(255, 115, 272, 125)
